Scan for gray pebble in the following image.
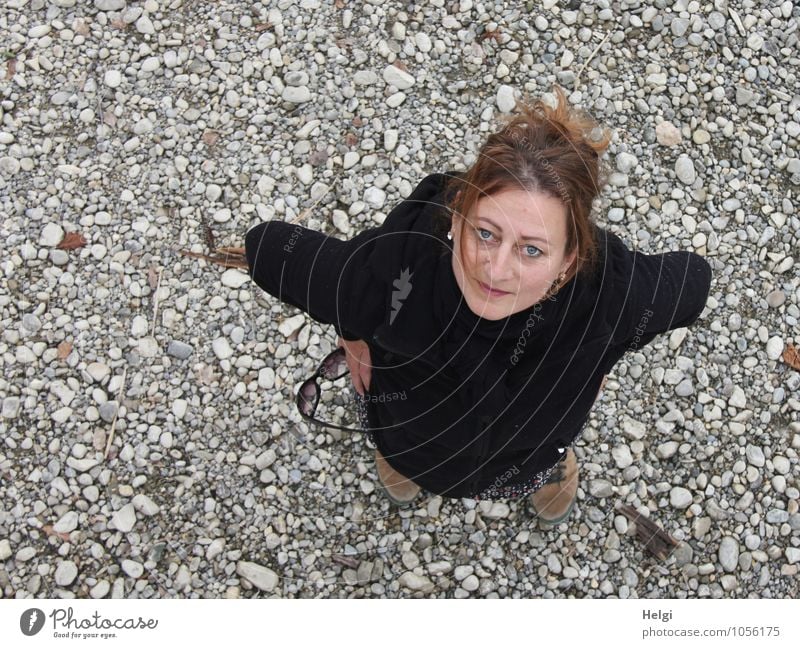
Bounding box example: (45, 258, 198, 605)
(167, 340, 193, 359)
(670, 487, 692, 509)
(236, 561, 278, 592)
(719, 536, 740, 572)
(55, 561, 78, 586)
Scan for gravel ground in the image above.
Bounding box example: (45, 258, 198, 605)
(1, 0, 799, 599)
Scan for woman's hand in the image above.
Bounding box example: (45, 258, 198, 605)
(337, 336, 372, 397)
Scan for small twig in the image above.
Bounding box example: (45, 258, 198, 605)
(574, 30, 612, 91)
(175, 247, 249, 269)
(287, 170, 343, 226)
(104, 367, 128, 460)
(150, 267, 163, 337)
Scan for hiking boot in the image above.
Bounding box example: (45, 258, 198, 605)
(529, 448, 578, 524)
(374, 449, 421, 506)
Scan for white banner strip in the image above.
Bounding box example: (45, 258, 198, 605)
(1, 599, 797, 647)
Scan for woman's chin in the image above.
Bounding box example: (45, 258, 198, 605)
(465, 294, 514, 320)
(465, 290, 543, 320)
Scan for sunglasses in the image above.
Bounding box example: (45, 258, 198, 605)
(296, 347, 371, 433)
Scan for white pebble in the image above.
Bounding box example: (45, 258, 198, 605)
(675, 155, 696, 184)
(382, 64, 415, 90)
(53, 511, 79, 534)
(135, 15, 155, 34)
(110, 504, 136, 533)
(104, 70, 122, 88)
(39, 223, 64, 247)
(496, 84, 517, 112)
(236, 561, 279, 592)
(278, 314, 306, 338)
(132, 494, 160, 516)
(213, 338, 234, 359)
(670, 487, 692, 509)
(221, 268, 249, 288)
(766, 336, 784, 360)
(130, 315, 148, 338)
(55, 561, 78, 586)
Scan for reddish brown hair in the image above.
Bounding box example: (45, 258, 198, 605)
(437, 84, 612, 286)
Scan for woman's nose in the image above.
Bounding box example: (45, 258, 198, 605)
(484, 244, 516, 281)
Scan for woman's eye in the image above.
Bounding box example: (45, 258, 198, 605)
(523, 245, 542, 258)
(477, 228, 493, 241)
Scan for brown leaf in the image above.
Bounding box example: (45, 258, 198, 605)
(73, 19, 90, 36)
(254, 22, 273, 32)
(619, 504, 680, 561)
(147, 265, 159, 291)
(351, 116, 362, 128)
(6, 58, 16, 80)
(194, 363, 219, 386)
(345, 131, 358, 147)
(56, 340, 72, 360)
(477, 28, 501, 44)
(93, 427, 106, 452)
(42, 524, 71, 542)
(334, 0, 345, 8)
(202, 130, 220, 147)
(392, 60, 409, 73)
(203, 222, 216, 251)
(782, 343, 800, 371)
(57, 231, 87, 250)
(103, 110, 117, 127)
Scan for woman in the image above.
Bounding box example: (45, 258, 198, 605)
(245, 85, 712, 525)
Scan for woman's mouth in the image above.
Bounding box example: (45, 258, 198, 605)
(477, 280, 510, 297)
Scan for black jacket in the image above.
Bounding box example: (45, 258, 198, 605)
(245, 172, 713, 499)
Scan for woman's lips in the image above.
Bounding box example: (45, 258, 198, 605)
(477, 280, 510, 297)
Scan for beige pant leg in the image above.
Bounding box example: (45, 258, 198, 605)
(596, 375, 608, 401)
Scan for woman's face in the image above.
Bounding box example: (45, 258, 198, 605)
(450, 188, 577, 321)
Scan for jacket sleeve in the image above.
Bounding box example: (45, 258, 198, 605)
(244, 220, 387, 342)
(604, 229, 713, 354)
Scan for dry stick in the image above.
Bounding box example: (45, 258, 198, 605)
(175, 248, 248, 269)
(573, 30, 612, 91)
(150, 267, 163, 338)
(104, 366, 128, 460)
(174, 171, 343, 269)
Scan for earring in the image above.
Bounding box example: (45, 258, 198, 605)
(545, 272, 567, 300)
(447, 231, 453, 240)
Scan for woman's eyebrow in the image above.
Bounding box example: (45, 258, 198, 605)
(477, 216, 549, 244)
